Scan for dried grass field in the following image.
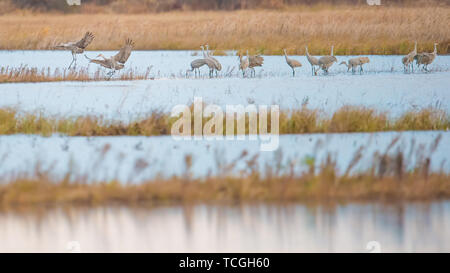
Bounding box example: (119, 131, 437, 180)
(0, 6, 449, 55)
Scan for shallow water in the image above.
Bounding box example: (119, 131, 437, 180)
(0, 131, 447, 183)
(1, 202, 449, 252)
(0, 51, 449, 120)
(1, 50, 449, 76)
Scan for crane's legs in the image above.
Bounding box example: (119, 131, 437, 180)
(68, 53, 76, 69)
(312, 66, 318, 76)
(106, 70, 116, 80)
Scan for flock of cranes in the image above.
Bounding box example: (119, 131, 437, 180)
(54, 32, 439, 78)
(402, 41, 439, 72)
(55, 32, 134, 78)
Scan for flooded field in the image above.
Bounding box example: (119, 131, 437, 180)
(0, 131, 447, 182)
(1, 202, 449, 252)
(0, 52, 449, 120)
(1, 50, 449, 253)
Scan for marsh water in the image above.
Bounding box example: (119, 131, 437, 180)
(0, 132, 448, 182)
(1, 51, 449, 253)
(1, 52, 449, 120)
(0, 202, 449, 252)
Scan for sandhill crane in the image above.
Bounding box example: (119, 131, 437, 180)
(187, 58, 215, 78)
(238, 51, 249, 77)
(55, 32, 95, 69)
(340, 56, 370, 74)
(283, 49, 302, 76)
(205, 44, 222, 76)
(85, 38, 134, 78)
(316, 45, 337, 74)
(415, 43, 438, 72)
(305, 46, 319, 76)
(248, 51, 264, 77)
(200, 45, 219, 77)
(402, 41, 417, 72)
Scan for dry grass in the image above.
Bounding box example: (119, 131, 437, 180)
(0, 6, 449, 54)
(1, 139, 449, 207)
(0, 66, 153, 83)
(0, 106, 448, 136)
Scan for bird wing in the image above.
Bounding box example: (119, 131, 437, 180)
(84, 55, 112, 69)
(418, 53, 433, 64)
(191, 58, 207, 68)
(249, 55, 264, 67)
(88, 58, 111, 69)
(360, 57, 370, 64)
(74, 32, 95, 49)
(308, 55, 319, 65)
(319, 56, 334, 65)
(54, 42, 75, 50)
(114, 38, 134, 64)
(291, 60, 302, 67)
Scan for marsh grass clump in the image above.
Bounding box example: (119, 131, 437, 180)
(0, 106, 449, 136)
(279, 107, 321, 134)
(394, 108, 450, 131)
(327, 106, 389, 133)
(0, 66, 152, 83)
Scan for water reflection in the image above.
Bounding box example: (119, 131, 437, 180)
(0, 202, 449, 252)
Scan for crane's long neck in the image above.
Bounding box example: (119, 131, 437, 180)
(201, 47, 207, 58)
(97, 54, 108, 61)
(433, 44, 437, 54)
(331, 46, 334, 56)
(414, 42, 417, 54)
(284, 50, 288, 60)
(305, 47, 310, 57)
(206, 45, 211, 57)
(339, 61, 349, 68)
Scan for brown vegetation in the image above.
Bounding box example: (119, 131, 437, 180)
(0, 137, 448, 208)
(0, 6, 449, 54)
(6, 1, 448, 13)
(0, 66, 153, 83)
(0, 106, 448, 136)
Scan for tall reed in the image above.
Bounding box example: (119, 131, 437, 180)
(0, 138, 448, 207)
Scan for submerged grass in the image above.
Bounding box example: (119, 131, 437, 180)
(0, 106, 448, 136)
(0, 6, 449, 55)
(0, 137, 449, 207)
(0, 66, 153, 83)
